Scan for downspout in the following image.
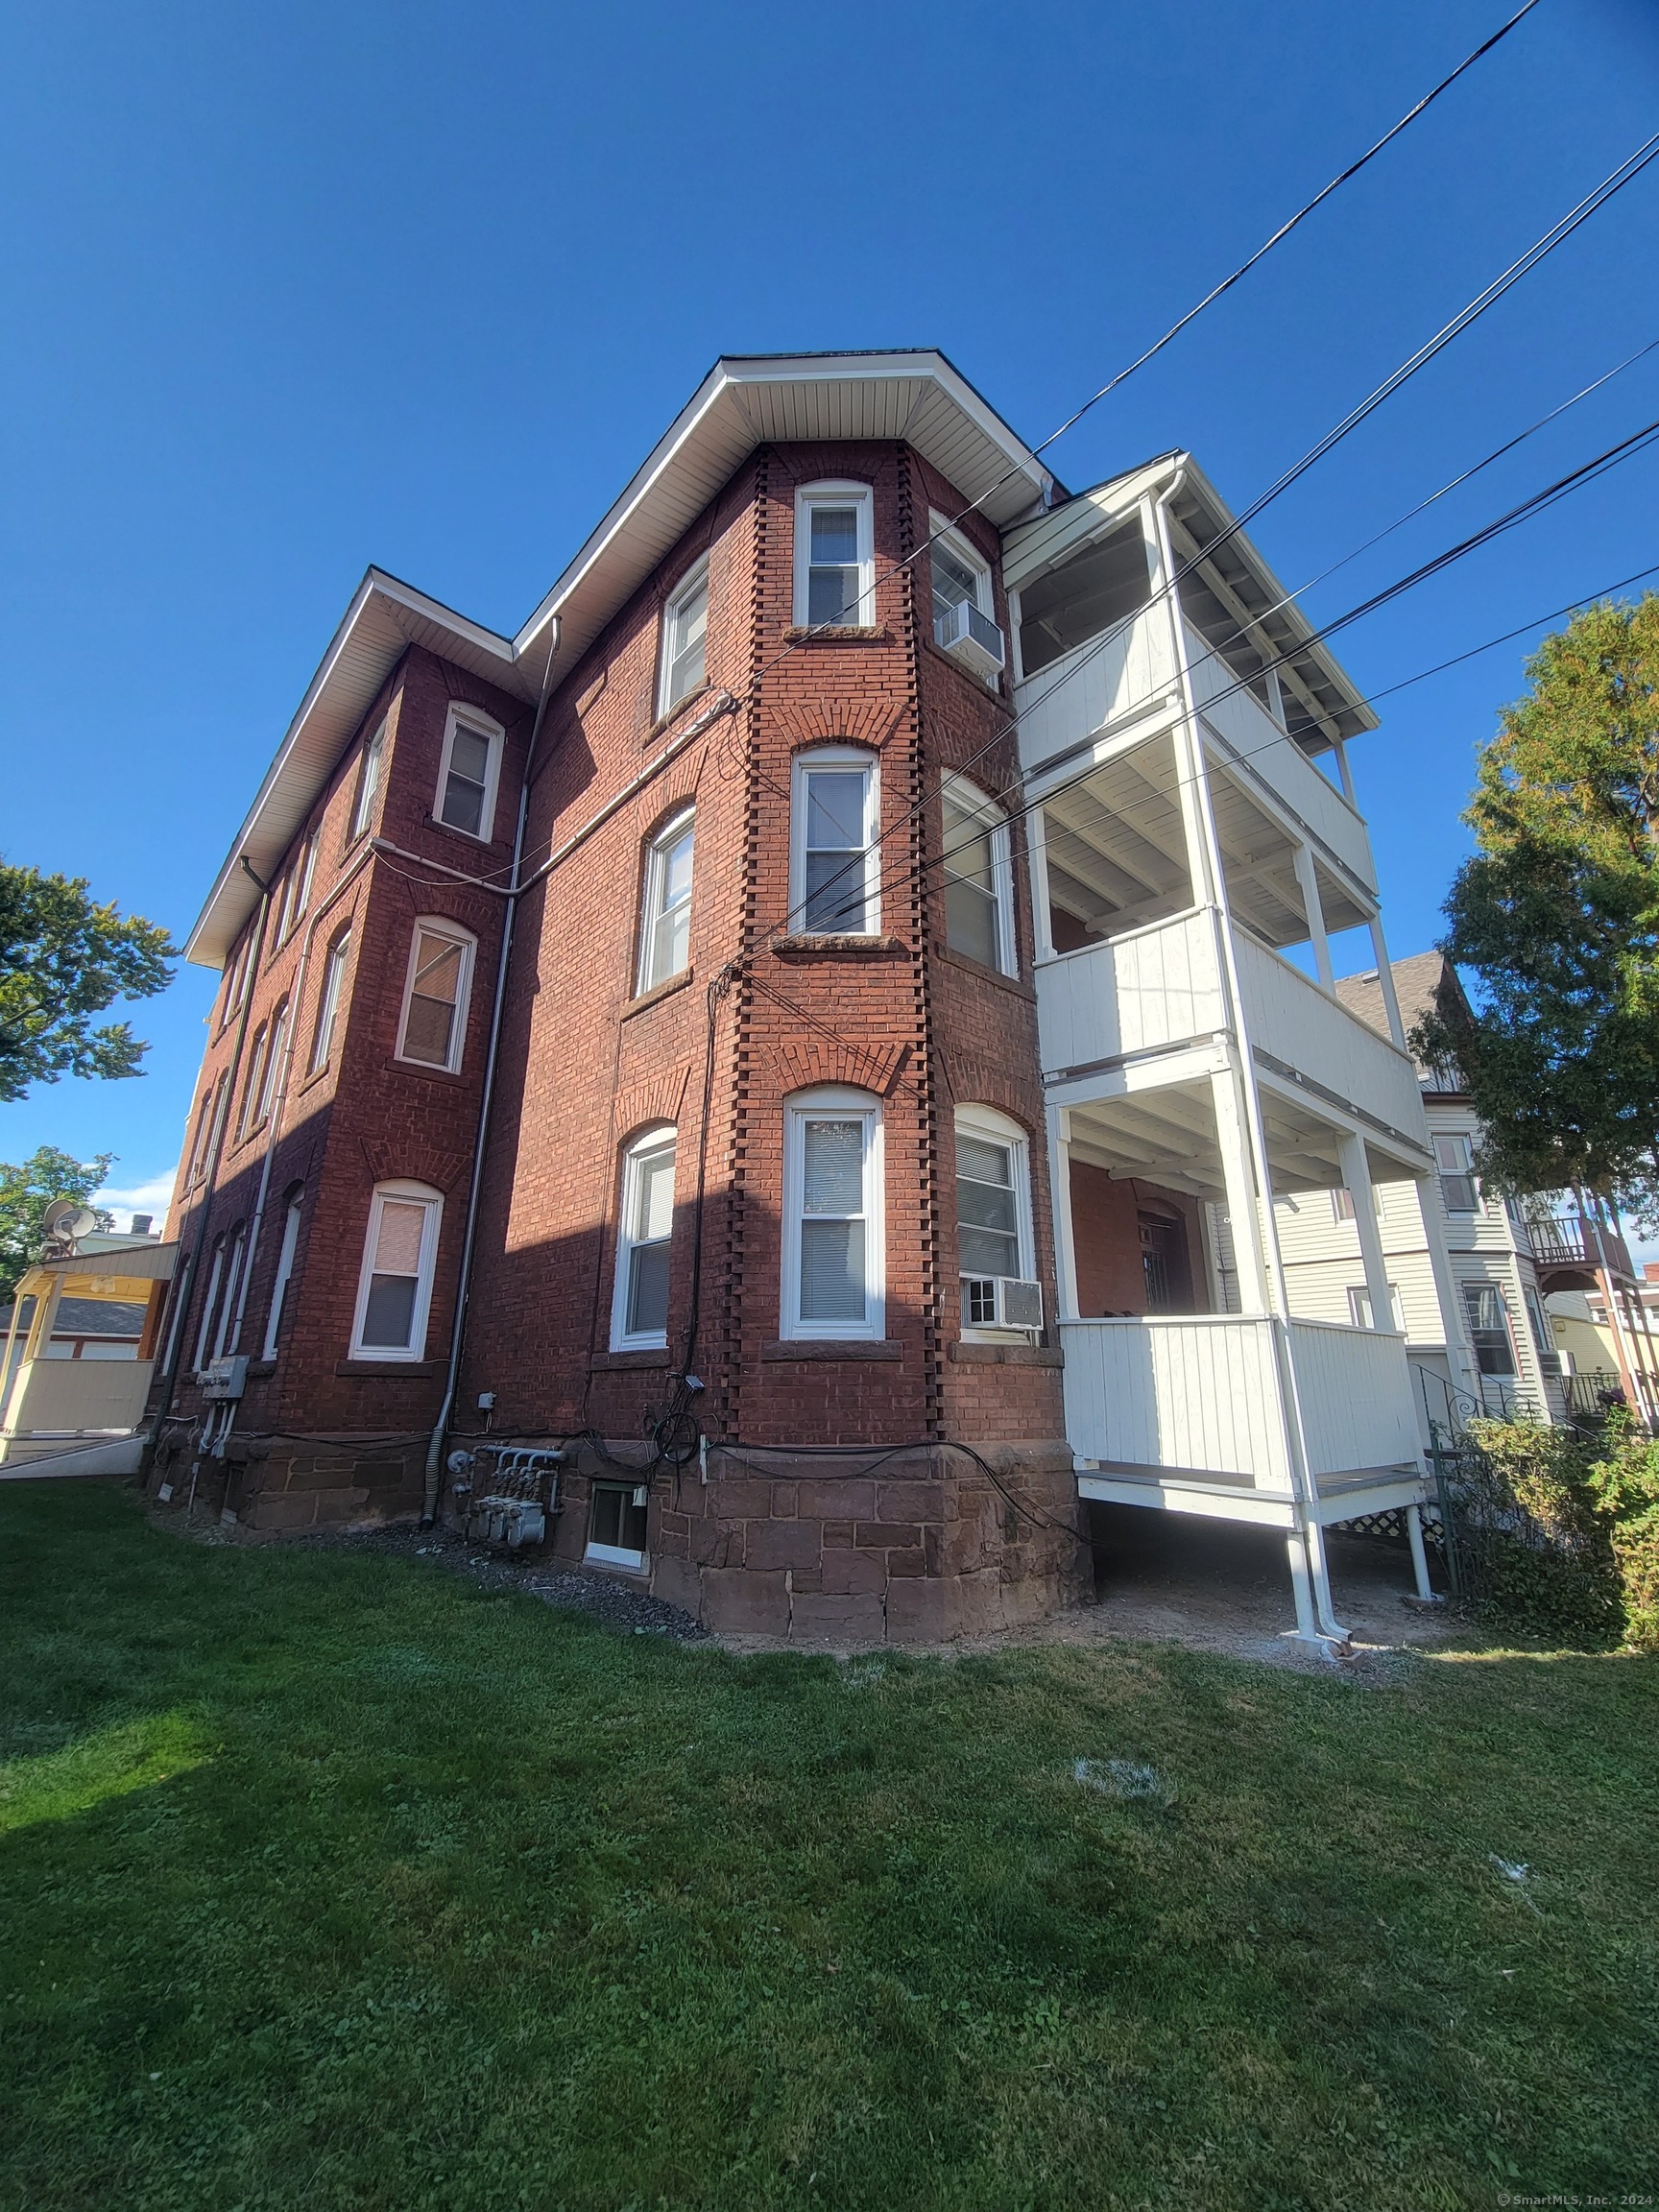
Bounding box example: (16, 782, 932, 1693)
(145, 861, 274, 1462)
(1154, 472, 1347, 1645)
(421, 618, 562, 1524)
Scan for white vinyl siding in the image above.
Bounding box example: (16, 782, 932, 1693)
(637, 811, 694, 993)
(611, 1129, 677, 1350)
(435, 706, 503, 842)
(791, 749, 878, 936)
(795, 483, 874, 628)
(350, 1184, 443, 1360)
(781, 1090, 883, 1340)
(396, 922, 474, 1072)
(659, 558, 709, 715)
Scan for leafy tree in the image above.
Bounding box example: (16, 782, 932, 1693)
(0, 1147, 114, 1302)
(1414, 594, 1659, 1228)
(0, 864, 175, 1104)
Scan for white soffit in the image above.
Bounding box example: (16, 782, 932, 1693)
(187, 351, 1054, 969)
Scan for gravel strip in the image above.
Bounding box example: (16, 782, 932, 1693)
(289, 1520, 709, 1640)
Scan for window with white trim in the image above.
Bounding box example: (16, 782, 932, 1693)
(350, 721, 386, 840)
(781, 1088, 883, 1340)
(611, 1127, 677, 1351)
(220, 930, 253, 1030)
(587, 1481, 650, 1572)
(791, 749, 878, 935)
(435, 706, 503, 841)
(193, 1235, 227, 1376)
(954, 1106, 1035, 1335)
(659, 557, 709, 715)
(1434, 1133, 1479, 1214)
(1332, 1186, 1357, 1222)
(185, 1073, 225, 1189)
(929, 516, 992, 631)
(350, 1182, 443, 1360)
(238, 1001, 287, 1141)
(1463, 1283, 1517, 1376)
(637, 811, 694, 994)
(942, 778, 1015, 974)
(396, 921, 474, 1071)
(310, 927, 351, 1072)
(211, 1224, 247, 1363)
(1347, 1282, 1406, 1333)
(263, 1186, 304, 1359)
(795, 483, 874, 628)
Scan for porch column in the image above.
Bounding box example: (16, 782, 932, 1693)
(1292, 843, 1334, 992)
(1337, 1132, 1392, 1334)
(1366, 914, 1408, 1050)
(1210, 1068, 1271, 1315)
(1422, 1186, 1480, 1403)
(1046, 1105, 1080, 1321)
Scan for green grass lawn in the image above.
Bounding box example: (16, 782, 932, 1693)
(2, 1483, 1655, 2212)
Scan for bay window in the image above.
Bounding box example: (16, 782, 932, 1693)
(659, 557, 709, 715)
(397, 921, 474, 1072)
(954, 1106, 1036, 1335)
(791, 748, 878, 935)
(637, 811, 694, 993)
(781, 1089, 883, 1339)
(350, 1183, 443, 1360)
(795, 483, 874, 628)
(612, 1128, 677, 1351)
(942, 778, 1015, 974)
(435, 706, 503, 842)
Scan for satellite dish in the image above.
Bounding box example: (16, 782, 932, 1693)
(41, 1199, 98, 1248)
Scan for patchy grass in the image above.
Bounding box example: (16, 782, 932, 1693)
(1, 1483, 1655, 2212)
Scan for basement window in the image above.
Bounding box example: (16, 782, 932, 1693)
(1016, 519, 1151, 677)
(587, 1481, 649, 1572)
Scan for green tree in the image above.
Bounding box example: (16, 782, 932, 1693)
(1414, 594, 1659, 1227)
(0, 1147, 115, 1302)
(0, 864, 175, 1104)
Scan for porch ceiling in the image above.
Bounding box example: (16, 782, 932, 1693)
(1068, 1079, 1370, 1200)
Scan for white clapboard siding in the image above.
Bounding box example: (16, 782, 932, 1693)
(1060, 1316, 1292, 1486)
(1286, 1319, 1420, 1476)
(1015, 609, 1175, 773)
(1037, 910, 1222, 1076)
(1234, 932, 1427, 1144)
(1185, 630, 1376, 895)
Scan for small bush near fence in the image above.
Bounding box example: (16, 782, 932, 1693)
(1453, 1413, 1659, 1648)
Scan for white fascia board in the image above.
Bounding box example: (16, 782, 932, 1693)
(183, 569, 527, 969)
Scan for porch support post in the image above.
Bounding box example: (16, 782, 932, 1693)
(1337, 1131, 1392, 1334)
(1293, 843, 1334, 992)
(1285, 1529, 1318, 1639)
(1046, 1105, 1080, 1321)
(1406, 1503, 1434, 1599)
(1025, 808, 1056, 963)
(1367, 916, 1408, 1049)
(1210, 1069, 1270, 1316)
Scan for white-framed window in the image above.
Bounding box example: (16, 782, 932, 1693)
(434, 705, 503, 842)
(350, 1182, 443, 1361)
(929, 514, 992, 632)
(193, 1235, 228, 1376)
(220, 930, 254, 1030)
(237, 1017, 271, 1142)
(396, 921, 475, 1072)
(1434, 1134, 1479, 1214)
(954, 1105, 1036, 1336)
(611, 1126, 677, 1351)
(941, 777, 1016, 975)
(1463, 1283, 1517, 1377)
(795, 482, 875, 629)
(790, 748, 879, 935)
(658, 556, 709, 716)
(212, 1224, 247, 1363)
(262, 1186, 304, 1359)
(781, 1088, 884, 1340)
(309, 927, 352, 1072)
(185, 1073, 225, 1189)
(350, 721, 387, 841)
(1347, 1282, 1406, 1333)
(587, 1480, 650, 1572)
(637, 810, 694, 994)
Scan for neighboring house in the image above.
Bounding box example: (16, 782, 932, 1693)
(1276, 950, 1659, 1433)
(0, 1231, 178, 1465)
(1547, 1262, 1659, 1419)
(152, 350, 1451, 1644)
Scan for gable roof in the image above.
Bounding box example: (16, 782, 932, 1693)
(185, 350, 1055, 967)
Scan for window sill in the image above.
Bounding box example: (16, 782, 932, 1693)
(384, 1057, 469, 1084)
(584, 1547, 650, 1577)
(642, 685, 712, 745)
(247, 1358, 277, 1379)
(770, 933, 905, 960)
(590, 1349, 672, 1371)
(933, 945, 1034, 999)
(781, 626, 888, 644)
(623, 968, 694, 1019)
(950, 1340, 1063, 1367)
(335, 1358, 442, 1378)
(419, 812, 507, 854)
(762, 1339, 902, 1362)
(296, 1063, 334, 1098)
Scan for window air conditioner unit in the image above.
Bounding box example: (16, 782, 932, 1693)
(934, 601, 1006, 683)
(201, 1354, 249, 1401)
(964, 1276, 1044, 1333)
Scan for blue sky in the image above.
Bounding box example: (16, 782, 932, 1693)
(4, 0, 1658, 1226)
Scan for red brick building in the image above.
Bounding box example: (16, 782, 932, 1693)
(155, 354, 1092, 1638)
